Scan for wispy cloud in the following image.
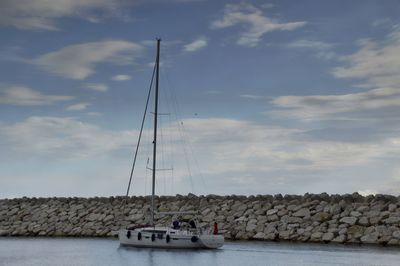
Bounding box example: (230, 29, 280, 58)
(0, 0, 129, 31)
(84, 83, 108, 92)
(371, 18, 391, 28)
(0, 116, 137, 159)
(86, 111, 101, 116)
(240, 94, 265, 100)
(183, 37, 208, 52)
(272, 87, 400, 120)
(287, 39, 336, 60)
(333, 31, 400, 88)
(0, 86, 73, 106)
(111, 74, 131, 81)
(273, 30, 400, 120)
(288, 39, 332, 50)
(204, 90, 221, 95)
(211, 3, 306, 47)
(32, 40, 144, 80)
(66, 103, 90, 111)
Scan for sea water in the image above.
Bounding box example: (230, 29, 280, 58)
(0, 238, 399, 266)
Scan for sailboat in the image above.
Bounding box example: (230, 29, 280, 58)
(118, 39, 224, 249)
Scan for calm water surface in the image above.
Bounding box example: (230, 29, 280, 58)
(0, 238, 399, 266)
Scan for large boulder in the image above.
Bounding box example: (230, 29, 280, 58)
(360, 232, 379, 244)
(293, 208, 310, 218)
(322, 232, 335, 242)
(312, 212, 331, 222)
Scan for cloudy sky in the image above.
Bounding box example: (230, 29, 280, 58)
(1, 0, 400, 198)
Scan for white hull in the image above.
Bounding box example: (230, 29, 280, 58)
(118, 227, 224, 249)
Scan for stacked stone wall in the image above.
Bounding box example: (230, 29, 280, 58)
(1, 193, 400, 246)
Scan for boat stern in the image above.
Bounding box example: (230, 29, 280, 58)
(199, 234, 224, 249)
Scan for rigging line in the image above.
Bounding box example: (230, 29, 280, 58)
(167, 114, 174, 195)
(177, 120, 195, 193)
(178, 119, 207, 192)
(162, 71, 195, 194)
(159, 79, 175, 195)
(144, 101, 152, 196)
(162, 76, 193, 193)
(163, 69, 208, 194)
(159, 69, 175, 195)
(124, 58, 157, 201)
(159, 115, 167, 194)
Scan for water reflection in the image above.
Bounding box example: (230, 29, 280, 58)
(118, 244, 221, 266)
(1, 238, 399, 266)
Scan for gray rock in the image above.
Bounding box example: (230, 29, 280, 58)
(384, 216, 400, 224)
(347, 225, 365, 239)
(277, 209, 288, 216)
(375, 225, 391, 236)
(361, 232, 379, 243)
(129, 213, 143, 221)
(357, 206, 369, 212)
(380, 211, 391, 219)
(330, 204, 342, 215)
(236, 204, 247, 212)
(350, 211, 362, 217)
(322, 232, 334, 241)
(252, 232, 265, 239)
(201, 208, 211, 216)
(392, 231, 400, 239)
(235, 216, 247, 222)
(369, 216, 382, 225)
(202, 212, 216, 222)
(388, 204, 397, 212)
(287, 223, 300, 230)
(245, 223, 257, 232)
(310, 232, 323, 241)
(340, 217, 357, 225)
(0, 229, 10, 236)
(103, 215, 114, 223)
(267, 214, 279, 222)
(266, 209, 278, 216)
(358, 217, 369, 226)
(264, 232, 277, 240)
(293, 208, 310, 218)
(331, 235, 346, 243)
(388, 239, 399, 245)
(287, 217, 303, 224)
(264, 223, 277, 234)
(312, 212, 331, 222)
(366, 210, 380, 217)
(279, 230, 291, 240)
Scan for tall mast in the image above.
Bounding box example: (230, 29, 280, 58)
(150, 38, 161, 226)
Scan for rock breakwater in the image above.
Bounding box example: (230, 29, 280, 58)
(1, 193, 400, 246)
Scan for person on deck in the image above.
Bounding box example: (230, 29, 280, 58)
(213, 222, 218, 235)
(172, 220, 180, 229)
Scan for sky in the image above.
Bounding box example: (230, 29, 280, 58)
(1, 0, 400, 198)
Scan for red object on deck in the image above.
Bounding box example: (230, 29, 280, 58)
(213, 222, 218, 235)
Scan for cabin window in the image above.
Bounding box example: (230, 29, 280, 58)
(142, 230, 167, 234)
